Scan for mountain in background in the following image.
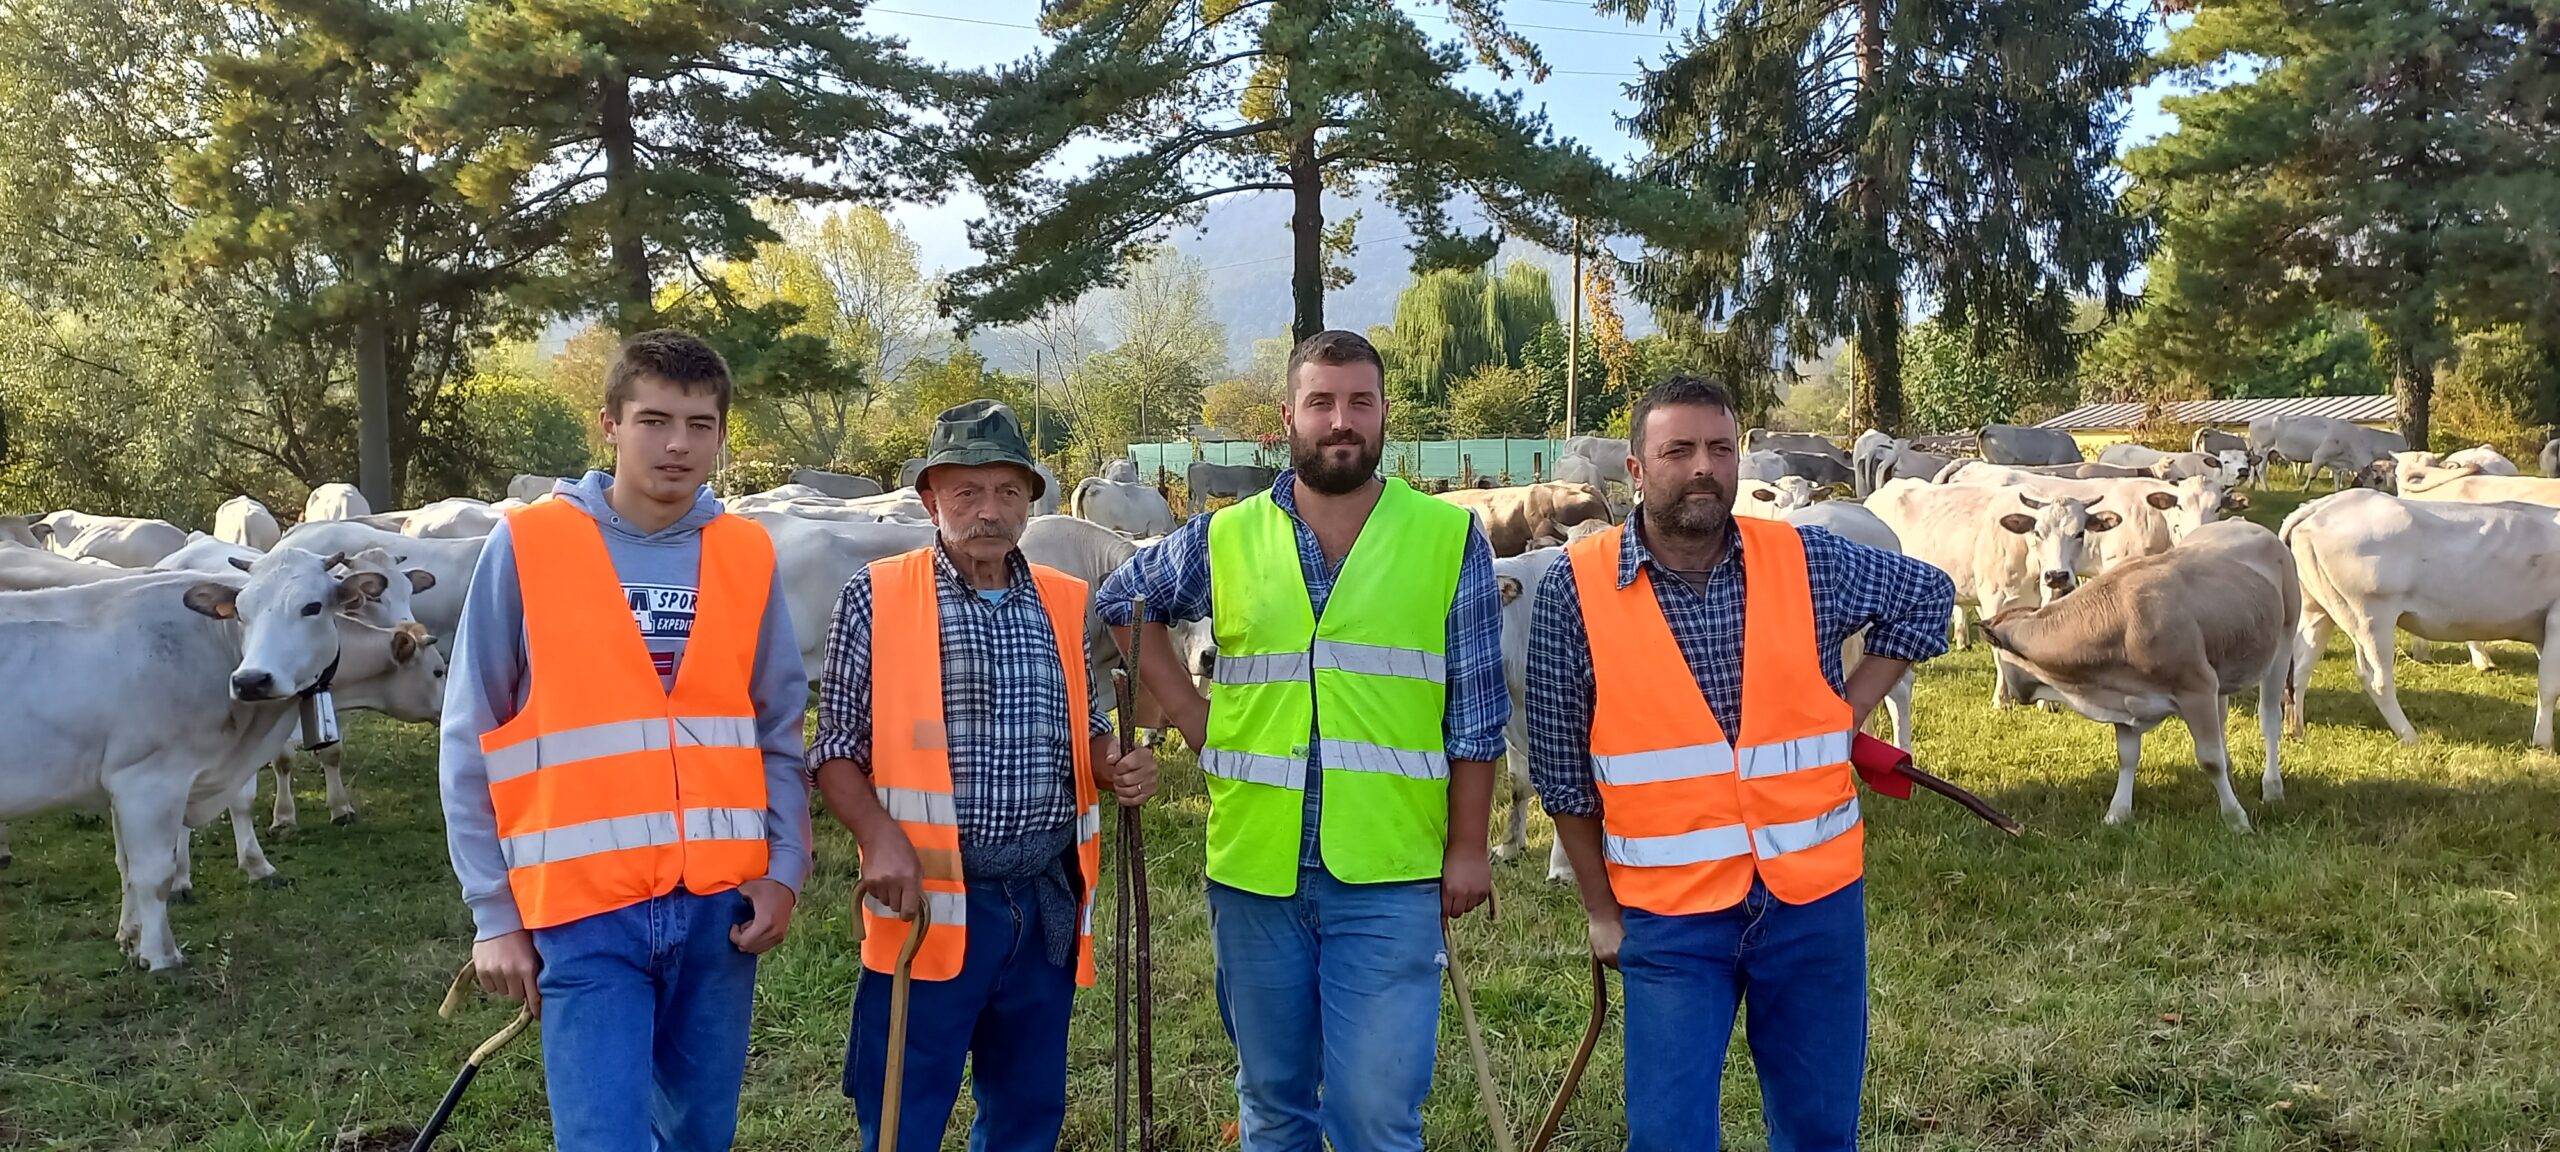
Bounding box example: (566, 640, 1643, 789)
(971, 185, 1655, 375)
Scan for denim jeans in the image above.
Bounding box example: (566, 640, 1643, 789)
(530, 887, 762, 1152)
(1621, 878, 1868, 1152)
(1208, 867, 1445, 1152)
(843, 877, 1076, 1152)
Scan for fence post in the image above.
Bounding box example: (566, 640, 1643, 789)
(1533, 451, 1544, 482)
(1461, 453, 1473, 488)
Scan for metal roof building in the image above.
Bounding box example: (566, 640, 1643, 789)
(2036, 395, 2398, 431)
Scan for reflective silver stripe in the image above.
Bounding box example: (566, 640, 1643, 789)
(682, 806, 767, 844)
(1077, 806, 1102, 842)
(675, 715, 760, 751)
(1604, 823, 1753, 868)
(1318, 739, 1449, 780)
(484, 717, 671, 784)
(1200, 748, 1309, 790)
(1593, 742, 1735, 787)
(500, 811, 680, 869)
(1214, 652, 1313, 685)
(876, 786, 958, 827)
(483, 714, 757, 784)
(1736, 730, 1854, 781)
(1753, 798, 1862, 859)
(863, 890, 970, 928)
(1312, 640, 1446, 684)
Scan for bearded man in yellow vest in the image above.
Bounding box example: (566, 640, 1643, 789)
(1102, 330, 1512, 1152)
(439, 330, 814, 1151)
(1525, 376, 1957, 1151)
(811, 399, 1158, 1152)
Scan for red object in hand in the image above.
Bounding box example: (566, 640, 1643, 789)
(1851, 732, 1915, 799)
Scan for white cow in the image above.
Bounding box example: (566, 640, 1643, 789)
(302, 482, 372, 522)
(2098, 443, 2250, 485)
(2247, 415, 2403, 490)
(1981, 520, 2296, 830)
(0, 514, 39, 549)
(1735, 477, 1821, 517)
(1786, 501, 1917, 752)
(2393, 463, 2560, 509)
(1868, 480, 2118, 704)
(1850, 429, 1897, 497)
(1490, 546, 1571, 880)
(358, 497, 502, 539)
(213, 496, 282, 551)
(1100, 458, 1140, 483)
(37, 512, 190, 568)
(1936, 466, 2220, 571)
(2543, 438, 2560, 479)
(0, 551, 443, 968)
(2283, 490, 2560, 750)
(1070, 476, 1179, 538)
(507, 474, 566, 504)
(1560, 436, 1632, 491)
(275, 519, 483, 645)
(0, 541, 130, 590)
(2390, 446, 2518, 479)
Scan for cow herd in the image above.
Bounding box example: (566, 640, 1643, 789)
(9, 412, 2560, 970)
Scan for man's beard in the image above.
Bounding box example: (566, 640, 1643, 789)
(1292, 430, 1382, 495)
(1645, 478, 1732, 540)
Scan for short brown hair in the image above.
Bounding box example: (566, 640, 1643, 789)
(1630, 375, 1739, 453)
(605, 329, 733, 419)
(1285, 330, 1386, 398)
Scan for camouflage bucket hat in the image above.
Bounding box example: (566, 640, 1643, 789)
(918, 398, 1044, 500)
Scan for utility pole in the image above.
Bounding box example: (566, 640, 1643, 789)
(1033, 350, 1043, 450)
(1566, 220, 1583, 438)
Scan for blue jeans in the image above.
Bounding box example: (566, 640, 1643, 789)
(1208, 868, 1445, 1152)
(1622, 878, 1868, 1152)
(843, 877, 1076, 1152)
(531, 887, 762, 1152)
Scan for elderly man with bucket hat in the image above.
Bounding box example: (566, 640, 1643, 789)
(811, 398, 1159, 1152)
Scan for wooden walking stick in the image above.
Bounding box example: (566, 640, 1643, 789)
(1527, 958, 1610, 1152)
(1111, 598, 1158, 1152)
(1443, 914, 1518, 1152)
(878, 899, 933, 1152)
(408, 962, 534, 1152)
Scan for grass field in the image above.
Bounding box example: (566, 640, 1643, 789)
(6, 491, 2560, 1150)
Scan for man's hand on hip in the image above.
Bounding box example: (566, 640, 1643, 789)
(730, 878, 796, 954)
(471, 930, 543, 1018)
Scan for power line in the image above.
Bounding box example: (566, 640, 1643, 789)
(866, 7, 1038, 31)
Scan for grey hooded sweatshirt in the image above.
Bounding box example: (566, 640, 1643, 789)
(438, 472, 811, 940)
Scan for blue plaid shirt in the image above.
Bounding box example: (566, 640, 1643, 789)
(1526, 509, 1956, 818)
(1096, 472, 1512, 868)
(809, 544, 1113, 845)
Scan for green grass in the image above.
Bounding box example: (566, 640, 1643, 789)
(6, 490, 2560, 1149)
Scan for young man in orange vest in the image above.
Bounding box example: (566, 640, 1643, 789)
(1525, 376, 1956, 1151)
(809, 399, 1157, 1152)
(438, 330, 813, 1151)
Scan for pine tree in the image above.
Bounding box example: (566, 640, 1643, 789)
(2124, 0, 2549, 447)
(401, 0, 945, 330)
(947, 0, 1704, 342)
(1605, 0, 2148, 434)
(173, 0, 509, 505)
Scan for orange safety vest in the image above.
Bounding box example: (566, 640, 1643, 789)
(1568, 517, 1863, 915)
(480, 499, 776, 931)
(858, 548, 1103, 986)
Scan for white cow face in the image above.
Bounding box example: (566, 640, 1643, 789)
(1998, 494, 2118, 602)
(188, 547, 373, 702)
(2213, 450, 2251, 486)
(1166, 617, 1219, 698)
(360, 622, 449, 723)
(2157, 478, 2221, 541)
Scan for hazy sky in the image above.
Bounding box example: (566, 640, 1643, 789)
(868, 1, 2176, 278)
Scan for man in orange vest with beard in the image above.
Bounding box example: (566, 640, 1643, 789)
(1525, 376, 1956, 1151)
(810, 399, 1158, 1152)
(440, 330, 813, 1150)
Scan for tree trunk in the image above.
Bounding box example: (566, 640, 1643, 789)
(600, 68, 651, 330)
(1287, 128, 1324, 345)
(2395, 341, 2433, 451)
(1851, 0, 1902, 434)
